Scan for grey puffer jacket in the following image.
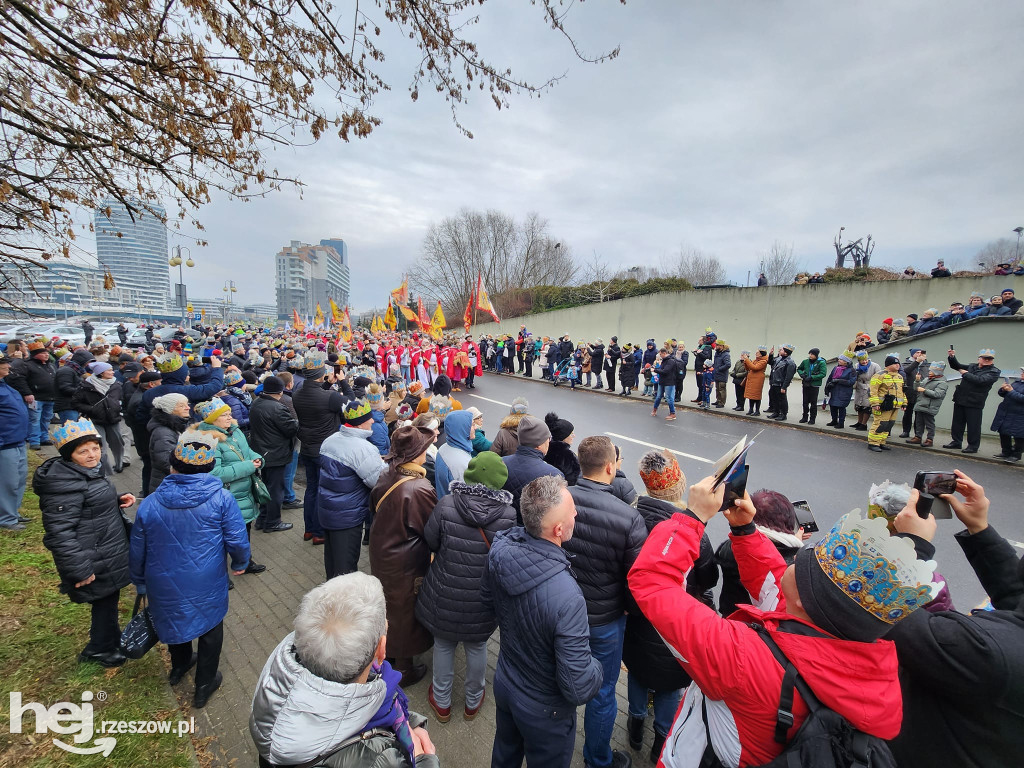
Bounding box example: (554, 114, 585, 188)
(912, 376, 949, 416)
(415, 482, 516, 642)
(250, 633, 439, 768)
(34, 457, 130, 604)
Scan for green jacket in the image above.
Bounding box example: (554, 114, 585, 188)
(797, 358, 827, 387)
(912, 376, 949, 416)
(197, 421, 262, 523)
(471, 428, 492, 457)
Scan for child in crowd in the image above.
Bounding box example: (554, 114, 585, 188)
(700, 359, 715, 409)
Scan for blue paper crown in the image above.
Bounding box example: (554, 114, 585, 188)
(304, 351, 327, 370)
(978, 348, 996, 358)
(49, 418, 100, 450)
(428, 395, 453, 418)
(814, 512, 939, 624)
(173, 429, 218, 466)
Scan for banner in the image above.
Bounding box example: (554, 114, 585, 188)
(200, 308, 206, 324)
(314, 303, 326, 329)
(384, 301, 397, 330)
(391, 278, 409, 306)
(291, 309, 305, 332)
(417, 297, 431, 329)
(339, 306, 353, 342)
(398, 303, 418, 322)
(476, 273, 500, 323)
(432, 300, 446, 330)
(329, 298, 343, 325)
(463, 292, 474, 335)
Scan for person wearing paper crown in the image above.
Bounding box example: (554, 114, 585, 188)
(34, 418, 137, 667)
(628, 474, 939, 768)
(136, 348, 224, 431)
(943, 347, 1001, 454)
(129, 429, 250, 709)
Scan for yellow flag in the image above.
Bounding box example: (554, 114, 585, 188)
(384, 302, 397, 330)
(314, 303, 325, 329)
(432, 300, 446, 329)
(329, 298, 343, 325)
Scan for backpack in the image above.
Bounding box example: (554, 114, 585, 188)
(700, 625, 897, 768)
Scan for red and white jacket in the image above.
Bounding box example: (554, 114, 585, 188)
(628, 513, 903, 768)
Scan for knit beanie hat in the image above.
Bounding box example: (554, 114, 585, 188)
(262, 375, 285, 394)
(152, 392, 188, 414)
(884, 354, 900, 367)
(433, 375, 452, 397)
(463, 451, 509, 491)
(517, 415, 550, 448)
(794, 512, 939, 642)
(838, 354, 853, 365)
(638, 450, 685, 501)
(808, 348, 820, 357)
(196, 397, 232, 424)
(929, 361, 946, 374)
(544, 412, 574, 442)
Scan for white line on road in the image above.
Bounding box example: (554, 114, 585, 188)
(468, 393, 513, 408)
(605, 431, 714, 465)
(1008, 539, 1024, 551)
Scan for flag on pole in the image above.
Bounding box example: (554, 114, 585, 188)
(463, 292, 474, 335)
(417, 297, 431, 329)
(329, 298, 343, 325)
(432, 300, 446, 330)
(291, 309, 305, 332)
(340, 306, 353, 342)
(384, 301, 397, 330)
(398, 303, 418, 322)
(391, 278, 410, 306)
(200, 308, 206, 324)
(476, 273, 500, 322)
(314, 303, 326, 329)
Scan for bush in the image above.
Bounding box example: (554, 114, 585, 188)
(513, 276, 693, 314)
(822, 266, 903, 283)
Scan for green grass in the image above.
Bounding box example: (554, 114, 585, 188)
(0, 453, 198, 768)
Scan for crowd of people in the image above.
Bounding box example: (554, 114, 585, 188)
(0, 316, 1021, 768)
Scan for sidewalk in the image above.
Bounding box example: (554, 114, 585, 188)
(101, 444, 641, 768)
(499, 370, 1011, 464)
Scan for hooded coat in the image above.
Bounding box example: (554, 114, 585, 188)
(415, 482, 517, 642)
(742, 354, 768, 401)
(713, 346, 732, 384)
(249, 634, 439, 768)
(35, 457, 131, 603)
(991, 379, 1024, 436)
(825, 363, 858, 408)
(489, 412, 525, 457)
(129, 473, 249, 644)
(147, 409, 190, 491)
(369, 464, 437, 659)
(196, 420, 261, 523)
(434, 410, 474, 498)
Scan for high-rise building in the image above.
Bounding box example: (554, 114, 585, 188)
(275, 240, 350, 321)
(319, 238, 351, 308)
(95, 200, 170, 309)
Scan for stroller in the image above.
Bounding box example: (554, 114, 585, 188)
(551, 358, 573, 387)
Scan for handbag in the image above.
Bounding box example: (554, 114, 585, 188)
(250, 472, 271, 506)
(120, 593, 159, 659)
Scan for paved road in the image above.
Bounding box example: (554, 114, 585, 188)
(467, 371, 1024, 610)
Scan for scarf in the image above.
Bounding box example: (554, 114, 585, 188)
(397, 462, 426, 478)
(364, 661, 415, 764)
(87, 375, 116, 396)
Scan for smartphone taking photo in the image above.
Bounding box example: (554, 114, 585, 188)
(913, 471, 955, 519)
(791, 499, 818, 534)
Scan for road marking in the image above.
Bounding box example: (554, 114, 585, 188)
(604, 432, 714, 465)
(468, 393, 513, 408)
(1008, 539, 1024, 551)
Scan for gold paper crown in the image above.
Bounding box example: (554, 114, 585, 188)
(156, 353, 184, 373)
(173, 429, 219, 466)
(49, 418, 100, 451)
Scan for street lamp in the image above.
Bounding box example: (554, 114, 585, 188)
(168, 245, 194, 323)
(1014, 227, 1023, 264)
(222, 280, 237, 322)
(52, 284, 74, 321)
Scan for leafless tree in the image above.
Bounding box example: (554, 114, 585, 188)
(975, 238, 1022, 271)
(412, 209, 577, 314)
(0, 0, 621, 310)
(761, 240, 799, 285)
(576, 252, 615, 303)
(662, 245, 727, 286)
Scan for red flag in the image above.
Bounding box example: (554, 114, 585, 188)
(463, 291, 474, 335)
(417, 297, 431, 329)
(476, 273, 500, 323)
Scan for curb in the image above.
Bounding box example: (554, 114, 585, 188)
(481, 370, 1020, 469)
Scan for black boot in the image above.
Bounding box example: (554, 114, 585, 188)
(627, 715, 645, 750)
(193, 671, 223, 709)
(650, 733, 667, 764)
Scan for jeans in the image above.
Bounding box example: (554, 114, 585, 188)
(0, 444, 28, 527)
(431, 637, 488, 709)
(492, 673, 576, 768)
(169, 621, 224, 690)
(283, 450, 299, 502)
(583, 615, 627, 768)
(324, 526, 362, 579)
(626, 673, 682, 738)
(496, 356, 504, 374)
(653, 384, 676, 415)
(259, 464, 286, 527)
(401, 364, 411, 382)
(28, 400, 55, 445)
(84, 590, 121, 654)
(56, 409, 79, 424)
(300, 453, 324, 537)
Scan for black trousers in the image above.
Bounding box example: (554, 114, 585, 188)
(324, 526, 362, 580)
(169, 621, 223, 689)
(733, 382, 745, 409)
(902, 395, 917, 433)
(999, 433, 1024, 457)
(491, 675, 576, 768)
(605, 364, 616, 389)
(85, 590, 121, 654)
(769, 385, 788, 416)
(675, 376, 685, 402)
(524, 360, 533, 378)
(830, 405, 847, 426)
(950, 404, 983, 449)
(802, 385, 820, 422)
(258, 464, 287, 527)
(516, 349, 524, 372)
(465, 369, 475, 387)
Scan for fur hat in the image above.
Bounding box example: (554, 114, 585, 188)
(638, 450, 685, 501)
(432, 375, 453, 397)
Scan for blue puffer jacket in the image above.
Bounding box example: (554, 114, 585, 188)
(136, 365, 225, 427)
(991, 380, 1024, 437)
(318, 427, 385, 530)
(481, 527, 603, 709)
(825, 364, 858, 407)
(368, 409, 390, 456)
(221, 390, 250, 431)
(129, 473, 249, 645)
(435, 410, 474, 499)
(501, 445, 563, 515)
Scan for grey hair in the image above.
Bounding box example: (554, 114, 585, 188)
(521, 475, 569, 537)
(510, 396, 529, 414)
(293, 572, 387, 684)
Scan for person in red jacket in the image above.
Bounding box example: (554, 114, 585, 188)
(628, 476, 939, 767)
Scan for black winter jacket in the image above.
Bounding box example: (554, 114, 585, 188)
(623, 497, 718, 692)
(887, 526, 1024, 768)
(947, 355, 1001, 409)
(501, 446, 563, 515)
(713, 350, 732, 384)
(25, 357, 57, 400)
(564, 478, 647, 626)
(34, 458, 130, 603)
(54, 364, 83, 412)
(481, 527, 603, 709)
(655, 355, 680, 386)
(769, 354, 797, 388)
(147, 409, 190, 491)
(73, 379, 123, 425)
(611, 469, 638, 506)
(715, 531, 802, 617)
(544, 440, 580, 485)
(605, 344, 620, 371)
(589, 344, 605, 373)
(292, 379, 345, 457)
(416, 483, 517, 642)
(248, 394, 299, 467)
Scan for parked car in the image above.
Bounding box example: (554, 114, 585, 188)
(0, 324, 38, 343)
(125, 325, 176, 350)
(94, 323, 137, 342)
(23, 324, 87, 346)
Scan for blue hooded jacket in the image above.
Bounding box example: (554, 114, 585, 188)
(129, 473, 249, 645)
(136, 364, 225, 427)
(435, 410, 474, 499)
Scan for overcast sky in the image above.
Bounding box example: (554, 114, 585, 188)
(80, 1, 1024, 310)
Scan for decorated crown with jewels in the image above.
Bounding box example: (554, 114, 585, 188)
(814, 511, 941, 624)
(174, 429, 218, 465)
(155, 352, 184, 373)
(49, 418, 100, 450)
